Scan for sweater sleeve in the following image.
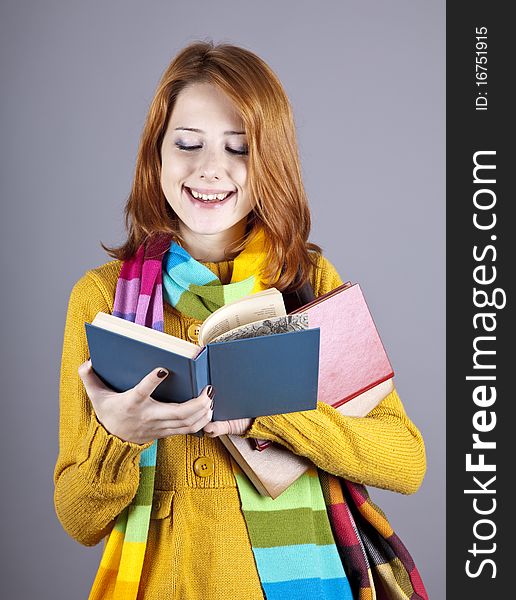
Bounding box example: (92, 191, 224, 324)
(244, 253, 427, 495)
(53, 271, 153, 546)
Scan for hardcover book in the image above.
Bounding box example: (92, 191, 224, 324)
(219, 282, 395, 497)
(253, 282, 394, 450)
(84, 288, 320, 421)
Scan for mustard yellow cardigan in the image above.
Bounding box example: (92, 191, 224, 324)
(54, 253, 426, 600)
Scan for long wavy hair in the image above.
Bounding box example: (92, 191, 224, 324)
(103, 40, 322, 291)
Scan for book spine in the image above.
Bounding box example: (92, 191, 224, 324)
(330, 372, 394, 409)
(192, 347, 210, 398)
(189, 359, 197, 398)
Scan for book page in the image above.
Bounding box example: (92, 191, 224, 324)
(210, 313, 309, 343)
(198, 288, 286, 345)
(92, 312, 201, 359)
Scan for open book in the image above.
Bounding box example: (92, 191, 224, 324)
(91, 288, 289, 359)
(85, 288, 320, 421)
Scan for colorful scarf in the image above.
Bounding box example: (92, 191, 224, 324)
(320, 476, 428, 600)
(88, 227, 428, 600)
(161, 227, 271, 320)
(88, 234, 167, 600)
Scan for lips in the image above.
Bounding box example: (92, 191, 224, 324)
(183, 185, 236, 208)
(185, 186, 235, 196)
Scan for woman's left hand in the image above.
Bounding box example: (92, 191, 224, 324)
(203, 418, 253, 437)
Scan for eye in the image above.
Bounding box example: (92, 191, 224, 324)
(175, 143, 202, 151)
(175, 142, 248, 156)
(226, 146, 249, 156)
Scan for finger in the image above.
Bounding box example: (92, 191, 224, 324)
(159, 403, 213, 433)
(227, 418, 253, 435)
(178, 385, 214, 417)
(158, 408, 213, 437)
(151, 385, 213, 420)
(204, 418, 252, 437)
(77, 358, 92, 381)
(78, 359, 111, 398)
(186, 406, 214, 435)
(131, 367, 170, 402)
(190, 408, 214, 435)
(204, 420, 230, 437)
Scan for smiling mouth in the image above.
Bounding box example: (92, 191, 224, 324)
(183, 186, 236, 205)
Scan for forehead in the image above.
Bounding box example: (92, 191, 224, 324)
(169, 82, 244, 130)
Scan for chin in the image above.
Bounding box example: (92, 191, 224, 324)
(185, 219, 243, 237)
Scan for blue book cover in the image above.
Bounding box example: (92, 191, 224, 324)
(85, 323, 320, 421)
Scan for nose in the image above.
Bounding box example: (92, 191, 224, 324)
(199, 148, 221, 180)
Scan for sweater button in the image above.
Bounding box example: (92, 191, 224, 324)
(187, 322, 201, 343)
(193, 456, 214, 478)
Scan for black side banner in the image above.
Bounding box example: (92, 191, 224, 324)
(447, 3, 513, 597)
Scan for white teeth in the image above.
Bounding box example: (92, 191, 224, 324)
(189, 188, 231, 201)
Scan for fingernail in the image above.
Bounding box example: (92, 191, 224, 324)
(157, 369, 168, 378)
(210, 399, 214, 410)
(206, 385, 215, 400)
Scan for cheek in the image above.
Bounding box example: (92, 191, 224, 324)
(161, 157, 188, 196)
(231, 162, 248, 190)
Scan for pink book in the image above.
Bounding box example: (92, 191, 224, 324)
(254, 282, 394, 450)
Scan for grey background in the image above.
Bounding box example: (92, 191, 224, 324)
(0, 1, 445, 598)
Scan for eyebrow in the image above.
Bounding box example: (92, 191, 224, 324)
(174, 127, 246, 135)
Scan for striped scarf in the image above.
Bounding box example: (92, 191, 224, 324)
(88, 227, 428, 600)
(161, 227, 270, 319)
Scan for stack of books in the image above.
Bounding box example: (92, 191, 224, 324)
(85, 282, 393, 498)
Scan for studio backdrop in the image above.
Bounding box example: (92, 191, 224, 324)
(0, 1, 445, 598)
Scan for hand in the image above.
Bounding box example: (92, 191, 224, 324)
(78, 359, 213, 444)
(203, 418, 253, 438)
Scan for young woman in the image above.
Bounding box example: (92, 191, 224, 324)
(54, 41, 427, 600)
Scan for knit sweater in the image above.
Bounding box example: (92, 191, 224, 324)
(54, 252, 426, 600)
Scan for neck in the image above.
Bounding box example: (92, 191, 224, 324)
(178, 219, 248, 262)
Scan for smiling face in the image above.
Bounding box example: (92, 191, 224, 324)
(160, 82, 253, 258)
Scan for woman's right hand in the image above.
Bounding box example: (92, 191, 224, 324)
(78, 359, 214, 444)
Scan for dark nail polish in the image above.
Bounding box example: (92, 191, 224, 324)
(210, 399, 214, 410)
(157, 369, 168, 378)
(206, 385, 215, 399)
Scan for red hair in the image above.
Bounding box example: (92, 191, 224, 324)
(103, 40, 322, 291)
